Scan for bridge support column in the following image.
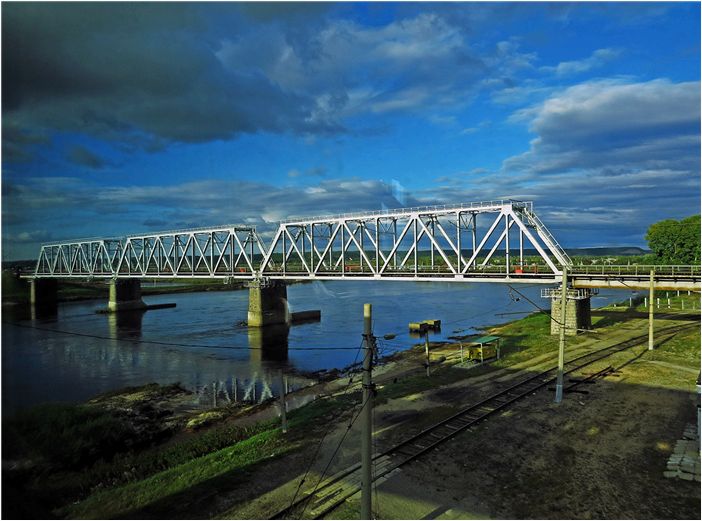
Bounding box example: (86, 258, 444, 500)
(108, 279, 146, 312)
(30, 279, 58, 307)
(247, 279, 289, 327)
(549, 287, 593, 336)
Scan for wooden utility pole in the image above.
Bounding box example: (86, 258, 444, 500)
(649, 269, 655, 350)
(361, 303, 373, 520)
(555, 268, 568, 403)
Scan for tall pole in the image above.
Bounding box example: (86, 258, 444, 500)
(425, 331, 431, 377)
(361, 303, 373, 520)
(649, 269, 655, 350)
(278, 369, 288, 434)
(555, 268, 568, 403)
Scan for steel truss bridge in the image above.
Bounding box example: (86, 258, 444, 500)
(31, 200, 701, 290)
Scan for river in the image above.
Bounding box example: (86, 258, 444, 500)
(1, 281, 634, 415)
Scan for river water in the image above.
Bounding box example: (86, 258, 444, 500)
(1, 281, 633, 415)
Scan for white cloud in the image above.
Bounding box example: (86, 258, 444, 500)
(541, 48, 621, 76)
(504, 79, 700, 174)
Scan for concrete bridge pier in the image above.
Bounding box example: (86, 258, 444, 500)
(247, 279, 289, 327)
(30, 279, 58, 307)
(30, 279, 58, 317)
(108, 279, 147, 312)
(548, 287, 594, 336)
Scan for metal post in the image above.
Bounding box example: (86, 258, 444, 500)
(555, 268, 568, 403)
(341, 225, 345, 274)
(430, 219, 435, 269)
(519, 228, 523, 268)
(505, 213, 510, 275)
(360, 223, 364, 271)
(361, 303, 373, 521)
(279, 369, 288, 434)
(456, 212, 462, 273)
(460, 342, 464, 363)
(471, 213, 477, 268)
(392, 219, 398, 268)
(413, 217, 418, 276)
(282, 231, 287, 275)
(425, 332, 430, 377)
(649, 269, 655, 350)
(375, 218, 380, 274)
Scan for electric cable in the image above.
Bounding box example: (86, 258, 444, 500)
(300, 392, 372, 518)
(504, 283, 567, 327)
(2, 321, 362, 351)
(285, 338, 366, 513)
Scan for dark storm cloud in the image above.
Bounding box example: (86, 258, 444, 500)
(2, 2, 337, 159)
(2, 2, 538, 162)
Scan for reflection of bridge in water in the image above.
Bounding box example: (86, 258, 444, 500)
(105, 309, 300, 407)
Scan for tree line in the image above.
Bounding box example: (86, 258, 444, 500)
(646, 214, 700, 264)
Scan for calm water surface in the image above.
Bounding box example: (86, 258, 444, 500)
(2, 281, 633, 414)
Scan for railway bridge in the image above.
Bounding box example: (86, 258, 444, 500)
(26, 200, 701, 332)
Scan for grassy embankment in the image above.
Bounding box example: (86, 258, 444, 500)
(3, 292, 699, 519)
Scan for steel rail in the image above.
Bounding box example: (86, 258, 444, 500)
(271, 320, 699, 520)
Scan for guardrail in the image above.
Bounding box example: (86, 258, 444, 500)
(571, 265, 701, 277)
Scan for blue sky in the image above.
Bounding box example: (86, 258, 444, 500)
(2, 1, 700, 260)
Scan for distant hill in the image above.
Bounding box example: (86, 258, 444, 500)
(565, 247, 649, 256)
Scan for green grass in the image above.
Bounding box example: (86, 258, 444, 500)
(64, 428, 294, 519)
(647, 325, 701, 367)
(59, 393, 358, 518)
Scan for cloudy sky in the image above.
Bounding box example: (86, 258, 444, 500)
(2, 1, 700, 260)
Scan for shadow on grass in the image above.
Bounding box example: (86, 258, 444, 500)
(592, 310, 701, 328)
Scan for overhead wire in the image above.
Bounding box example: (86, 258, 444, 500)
(300, 391, 372, 518)
(2, 321, 361, 351)
(285, 337, 366, 514)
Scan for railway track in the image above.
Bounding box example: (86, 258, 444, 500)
(272, 321, 698, 520)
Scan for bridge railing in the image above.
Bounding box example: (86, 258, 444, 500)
(280, 200, 532, 224)
(571, 265, 701, 277)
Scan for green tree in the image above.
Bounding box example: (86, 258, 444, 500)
(645, 215, 700, 264)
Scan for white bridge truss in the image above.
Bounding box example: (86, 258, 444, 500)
(32, 201, 572, 283)
(258, 200, 571, 282)
(34, 225, 268, 279)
